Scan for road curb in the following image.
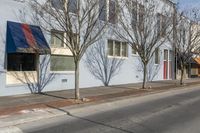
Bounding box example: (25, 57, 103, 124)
(64, 84, 200, 115)
(0, 83, 200, 132)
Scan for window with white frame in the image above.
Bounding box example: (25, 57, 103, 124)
(50, 30, 75, 72)
(107, 40, 128, 57)
(51, 30, 79, 49)
(50, 55, 75, 71)
(51, 31, 64, 48)
(154, 47, 160, 64)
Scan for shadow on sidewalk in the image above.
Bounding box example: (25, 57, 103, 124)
(41, 93, 68, 100)
(45, 104, 137, 133)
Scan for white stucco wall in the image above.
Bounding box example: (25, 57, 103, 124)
(0, 0, 175, 96)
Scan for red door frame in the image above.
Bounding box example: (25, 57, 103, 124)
(163, 49, 168, 80)
(163, 49, 173, 80)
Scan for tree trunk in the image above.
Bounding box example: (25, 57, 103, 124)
(75, 61, 80, 99)
(104, 82, 109, 87)
(142, 63, 147, 89)
(180, 65, 184, 85)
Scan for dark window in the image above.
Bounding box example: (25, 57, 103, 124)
(51, 0, 64, 10)
(164, 49, 168, 61)
(109, 0, 117, 24)
(132, 47, 137, 54)
(155, 47, 159, 64)
(99, 0, 107, 21)
(157, 13, 161, 36)
(7, 53, 36, 71)
(131, 1, 137, 28)
(139, 4, 144, 31)
(161, 15, 167, 36)
(169, 50, 173, 61)
(51, 0, 77, 13)
(198, 67, 200, 75)
(68, 0, 77, 13)
(182, 28, 186, 43)
(157, 13, 166, 37)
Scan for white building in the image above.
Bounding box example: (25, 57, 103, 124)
(0, 0, 175, 96)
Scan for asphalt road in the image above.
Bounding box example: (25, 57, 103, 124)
(18, 86, 200, 133)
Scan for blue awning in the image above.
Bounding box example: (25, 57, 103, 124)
(6, 21, 51, 54)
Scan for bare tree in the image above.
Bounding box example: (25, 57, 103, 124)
(147, 60, 161, 82)
(136, 56, 161, 82)
(84, 40, 123, 86)
(10, 55, 55, 93)
(0, 63, 4, 74)
(29, 0, 107, 99)
(173, 9, 200, 85)
(116, 0, 173, 88)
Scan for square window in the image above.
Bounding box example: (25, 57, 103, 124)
(108, 40, 128, 58)
(7, 53, 36, 71)
(50, 55, 75, 71)
(51, 31, 64, 48)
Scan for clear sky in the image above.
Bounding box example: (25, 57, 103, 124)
(176, 0, 200, 11)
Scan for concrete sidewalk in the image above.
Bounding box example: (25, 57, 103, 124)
(0, 78, 200, 132)
(0, 78, 200, 116)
